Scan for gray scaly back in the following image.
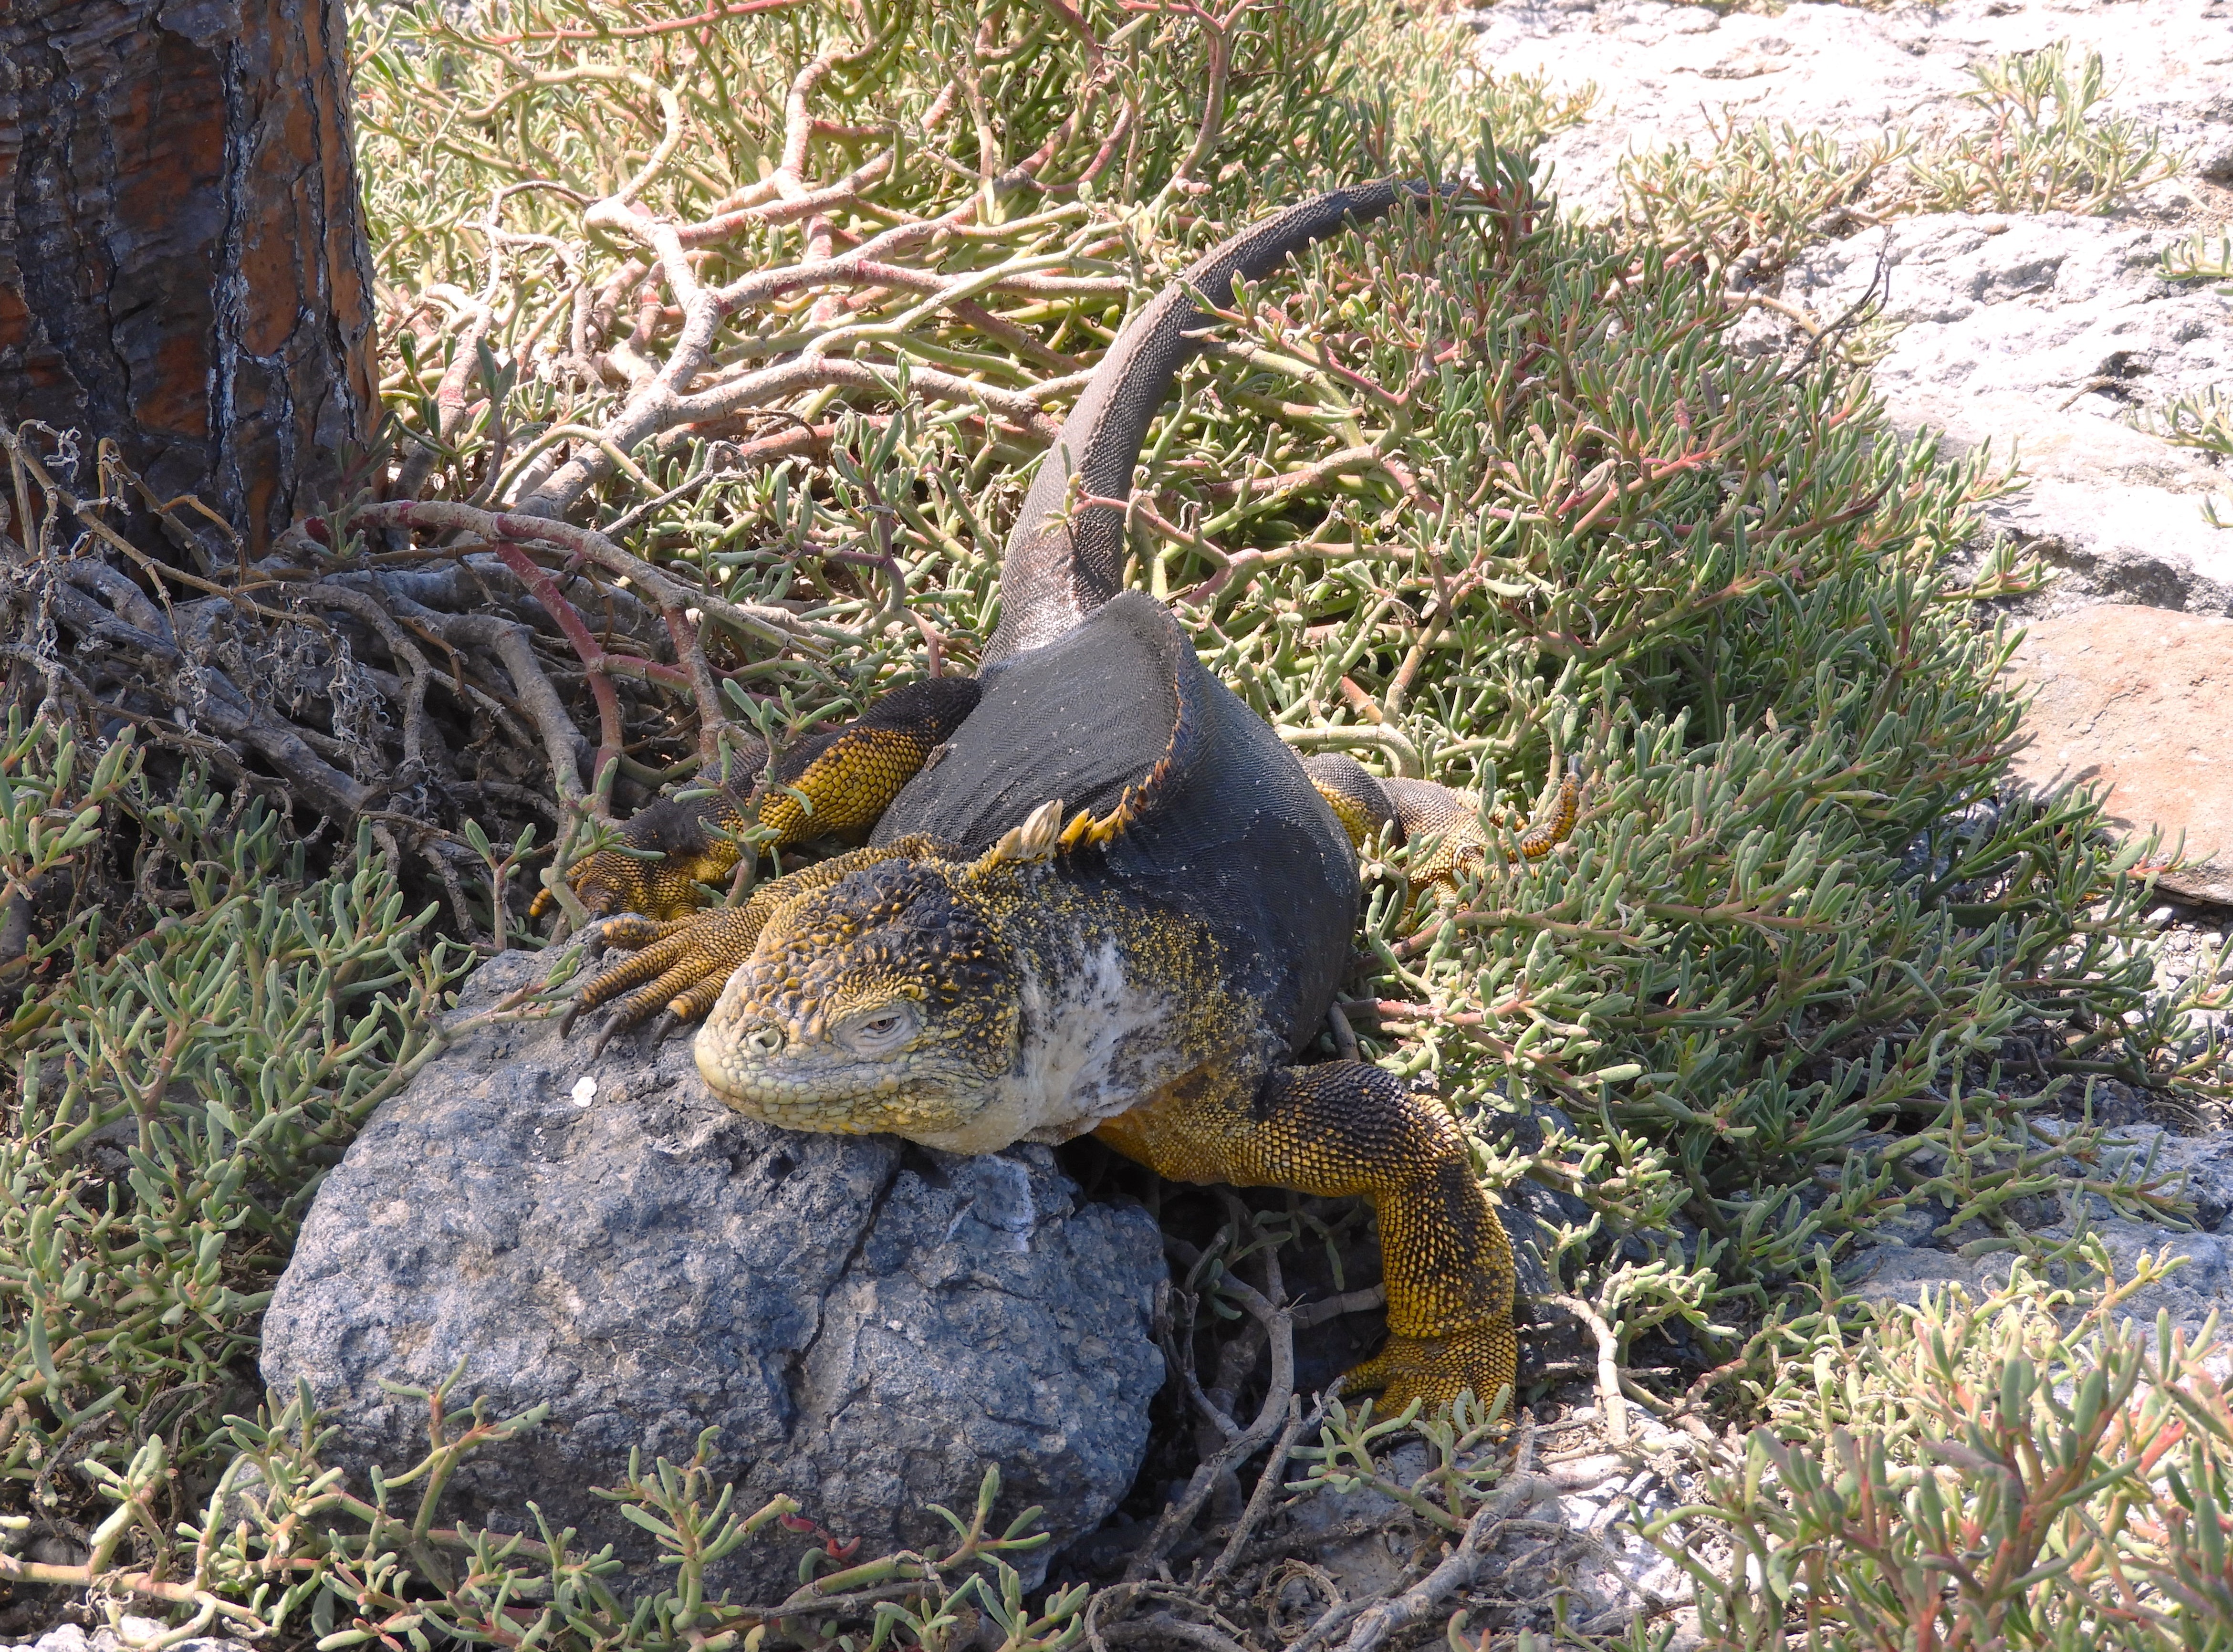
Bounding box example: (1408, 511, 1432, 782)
(981, 181, 1439, 664)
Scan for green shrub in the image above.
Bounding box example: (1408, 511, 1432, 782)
(2, 0, 2226, 1645)
(2141, 229, 2233, 529)
(1641, 1245, 2233, 1651)
(1621, 43, 2178, 287)
(0, 721, 458, 1501)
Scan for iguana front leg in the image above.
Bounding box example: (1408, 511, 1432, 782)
(1094, 1061, 1517, 1415)
(561, 835, 953, 1045)
(534, 677, 980, 921)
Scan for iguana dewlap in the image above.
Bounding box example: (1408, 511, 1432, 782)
(560, 182, 1578, 1413)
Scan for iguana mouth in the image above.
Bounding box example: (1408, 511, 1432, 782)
(691, 1037, 982, 1140)
(695, 1002, 1019, 1142)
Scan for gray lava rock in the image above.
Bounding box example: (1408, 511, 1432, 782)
(1842, 1122, 2233, 1348)
(1845, 1217, 2233, 1349)
(262, 949, 1166, 1600)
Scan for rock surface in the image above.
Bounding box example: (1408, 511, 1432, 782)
(1468, 0, 2233, 877)
(262, 949, 1167, 1599)
(2002, 606, 2233, 902)
(1471, 0, 2233, 618)
(1777, 211, 2233, 612)
(1842, 1120, 2233, 1359)
(0, 1626, 247, 1652)
(1468, 0, 2233, 221)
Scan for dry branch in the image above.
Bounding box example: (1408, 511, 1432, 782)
(1332, 1467, 1555, 1652)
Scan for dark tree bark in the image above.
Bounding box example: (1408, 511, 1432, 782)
(0, 0, 375, 562)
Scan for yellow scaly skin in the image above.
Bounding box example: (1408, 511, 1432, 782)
(1306, 759, 1581, 890)
(534, 680, 978, 923)
(661, 813, 1519, 1413)
(564, 773, 1579, 1412)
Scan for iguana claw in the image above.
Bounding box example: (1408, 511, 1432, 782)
(561, 906, 763, 1044)
(558, 836, 957, 1046)
(1344, 1324, 1518, 1420)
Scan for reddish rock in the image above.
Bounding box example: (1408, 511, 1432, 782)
(2005, 607, 2233, 906)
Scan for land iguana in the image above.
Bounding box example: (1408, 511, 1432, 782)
(553, 182, 1579, 1412)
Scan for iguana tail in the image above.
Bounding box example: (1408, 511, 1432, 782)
(982, 180, 1443, 664)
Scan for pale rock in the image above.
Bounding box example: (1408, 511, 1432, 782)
(1780, 213, 2233, 611)
(0, 1628, 249, 1652)
(1467, 0, 2233, 608)
(1466, 0, 2233, 221)
(2001, 606, 2233, 902)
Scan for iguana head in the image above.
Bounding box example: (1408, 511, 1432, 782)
(693, 854, 1023, 1143)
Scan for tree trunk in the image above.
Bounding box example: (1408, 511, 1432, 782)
(0, 0, 375, 563)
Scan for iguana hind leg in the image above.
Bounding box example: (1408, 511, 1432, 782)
(534, 677, 979, 921)
(1095, 1061, 1517, 1416)
(1302, 753, 1578, 894)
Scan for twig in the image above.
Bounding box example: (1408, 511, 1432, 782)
(1326, 1001, 1360, 1061)
(432, 613, 591, 814)
(1203, 1393, 1326, 1589)
(1126, 1250, 1298, 1582)
(1775, 234, 1895, 386)
(481, 540, 627, 788)
(392, 286, 494, 500)
(306, 583, 441, 784)
(485, 0, 814, 44)
(349, 498, 829, 654)
(1292, 1285, 1385, 1330)
(1105, 1614, 1250, 1652)
(1546, 1292, 1628, 1446)
(1331, 1469, 1554, 1652)
(35, 576, 375, 817)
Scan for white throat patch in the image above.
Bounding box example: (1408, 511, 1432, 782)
(902, 938, 1179, 1155)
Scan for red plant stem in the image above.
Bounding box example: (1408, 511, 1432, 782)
(485, 0, 814, 45)
(660, 604, 729, 763)
(484, 539, 626, 793)
(910, 610, 949, 677)
(593, 651, 693, 692)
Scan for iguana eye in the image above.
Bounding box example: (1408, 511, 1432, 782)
(838, 1003, 919, 1055)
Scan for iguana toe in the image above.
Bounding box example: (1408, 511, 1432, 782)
(1344, 1323, 1518, 1419)
(564, 907, 764, 1045)
(530, 786, 753, 923)
(552, 845, 723, 922)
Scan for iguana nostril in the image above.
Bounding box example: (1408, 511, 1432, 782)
(745, 1027, 783, 1056)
